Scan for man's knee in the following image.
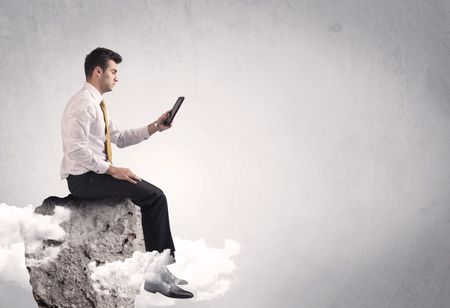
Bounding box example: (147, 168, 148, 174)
(152, 186, 165, 200)
(143, 182, 164, 199)
(152, 189, 167, 207)
(134, 181, 166, 205)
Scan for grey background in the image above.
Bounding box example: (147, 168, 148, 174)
(1, 0, 450, 307)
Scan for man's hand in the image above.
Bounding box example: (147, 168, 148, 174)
(106, 165, 141, 184)
(156, 110, 173, 132)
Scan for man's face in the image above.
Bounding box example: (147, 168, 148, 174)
(99, 60, 118, 93)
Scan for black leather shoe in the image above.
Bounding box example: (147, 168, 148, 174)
(144, 281, 194, 299)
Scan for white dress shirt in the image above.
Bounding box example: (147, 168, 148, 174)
(60, 82, 150, 179)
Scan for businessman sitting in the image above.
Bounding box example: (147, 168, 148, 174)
(60, 47, 192, 299)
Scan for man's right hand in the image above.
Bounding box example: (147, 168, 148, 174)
(106, 165, 141, 184)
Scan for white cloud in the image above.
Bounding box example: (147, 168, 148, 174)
(89, 249, 174, 306)
(0, 203, 71, 289)
(88, 250, 170, 298)
(91, 238, 241, 306)
(0, 203, 241, 306)
(19, 205, 71, 267)
(168, 237, 241, 301)
(0, 203, 32, 289)
(0, 241, 29, 289)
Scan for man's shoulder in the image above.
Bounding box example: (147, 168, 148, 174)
(67, 87, 97, 109)
(69, 87, 95, 104)
(63, 89, 97, 119)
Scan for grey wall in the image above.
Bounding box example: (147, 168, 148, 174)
(1, 1, 450, 307)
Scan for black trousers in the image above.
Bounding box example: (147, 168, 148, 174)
(67, 171, 175, 259)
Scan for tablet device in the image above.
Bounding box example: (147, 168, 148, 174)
(164, 96, 184, 126)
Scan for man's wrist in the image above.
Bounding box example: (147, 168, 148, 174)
(106, 165, 116, 175)
(147, 121, 160, 135)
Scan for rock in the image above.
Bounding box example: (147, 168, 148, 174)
(24, 195, 146, 308)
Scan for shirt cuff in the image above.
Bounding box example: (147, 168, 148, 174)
(138, 125, 151, 140)
(95, 160, 111, 174)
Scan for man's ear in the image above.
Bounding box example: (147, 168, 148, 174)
(94, 66, 102, 77)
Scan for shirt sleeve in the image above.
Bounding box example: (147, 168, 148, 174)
(64, 102, 111, 174)
(108, 116, 151, 148)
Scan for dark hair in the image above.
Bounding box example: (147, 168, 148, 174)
(84, 47, 122, 78)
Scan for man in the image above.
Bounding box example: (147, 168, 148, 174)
(60, 47, 193, 299)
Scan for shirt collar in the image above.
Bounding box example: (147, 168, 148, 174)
(83, 82, 103, 104)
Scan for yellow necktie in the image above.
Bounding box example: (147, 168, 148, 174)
(99, 100, 112, 163)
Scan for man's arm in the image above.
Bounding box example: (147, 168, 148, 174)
(109, 110, 172, 148)
(109, 119, 149, 148)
